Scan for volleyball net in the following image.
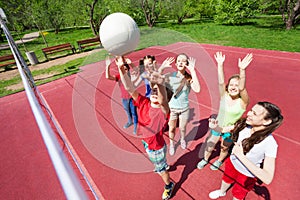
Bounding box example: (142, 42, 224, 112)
(0, 8, 97, 200)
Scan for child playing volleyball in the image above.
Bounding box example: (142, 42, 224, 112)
(197, 52, 253, 170)
(166, 53, 201, 156)
(105, 58, 138, 134)
(208, 101, 283, 199)
(115, 56, 175, 200)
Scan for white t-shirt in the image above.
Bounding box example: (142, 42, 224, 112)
(230, 126, 278, 177)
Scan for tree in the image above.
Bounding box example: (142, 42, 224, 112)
(280, 0, 300, 29)
(83, 0, 110, 36)
(162, 0, 215, 24)
(31, 0, 65, 34)
(258, 0, 281, 14)
(163, 0, 186, 24)
(0, 0, 33, 31)
(195, 0, 216, 19)
(140, 0, 162, 27)
(214, 0, 259, 25)
(63, 0, 88, 27)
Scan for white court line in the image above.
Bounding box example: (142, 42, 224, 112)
(272, 132, 300, 146)
(202, 44, 300, 62)
(40, 90, 105, 200)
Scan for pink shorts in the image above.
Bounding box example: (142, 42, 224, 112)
(222, 158, 257, 199)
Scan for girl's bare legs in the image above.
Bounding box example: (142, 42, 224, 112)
(220, 180, 231, 193)
(178, 113, 189, 149)
(160, 171, 171, 185)
(204, 134, 220, 161)
(208, 180, 231, 199)
(197, 134, 219, 169)
(168, 119, 177, 155)
(160, 170, 175, 199)
(217, 139, 232, 163)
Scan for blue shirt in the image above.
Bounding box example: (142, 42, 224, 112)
(168, 72, 191, 109)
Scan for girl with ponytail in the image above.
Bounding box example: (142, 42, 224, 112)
(208, 101, 283, 200)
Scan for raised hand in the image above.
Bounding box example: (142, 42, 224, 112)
(186, 57, 196, 71)
(115, 56, 125, 67)
(162, 57, 175, 68)
(148, 71, 165, 85)
(214, 51, 225, 65)
(238, 53, 253, 70)
(158, 57, 174, 73)
(125, 58, 132, 65)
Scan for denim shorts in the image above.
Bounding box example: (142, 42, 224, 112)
(211, 129, 232, 142)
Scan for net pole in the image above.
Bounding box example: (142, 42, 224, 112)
(0, 10, 89, 200)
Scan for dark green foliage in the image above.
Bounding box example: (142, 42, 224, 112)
(214, 0, 260, 25)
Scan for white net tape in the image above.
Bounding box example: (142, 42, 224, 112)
(0, 9, 97, 200)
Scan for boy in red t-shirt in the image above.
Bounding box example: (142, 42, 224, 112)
(116, 56, 175, 200)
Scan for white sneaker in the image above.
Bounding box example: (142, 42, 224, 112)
(180, 139, 186, 149)
(169, 144, 175, 156)
(209, 190, 226, 199)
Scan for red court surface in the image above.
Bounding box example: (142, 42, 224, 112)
(1, 42, 300, 200)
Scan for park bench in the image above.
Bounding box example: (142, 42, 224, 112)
(77, 37, 101, 52)
(42, 43, 75, 61)
(0, 54, 16, 71)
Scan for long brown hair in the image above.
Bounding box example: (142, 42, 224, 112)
(176, 53, 192, 82)
(139, 55, 156, 74)
(231, 101, 283, 154)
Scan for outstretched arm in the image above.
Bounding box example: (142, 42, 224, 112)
(126, 58, 141, 86)
(158, 57, 175, 74)
(186, 57, 200, 93)
(158, 83, 170, 114)
(133, 75, 143, 87)
(232, 142, 275, 185)
(238, 53, 253, 108)
(148, 71, 170, 114)
(125, 57, 136, 70)
(115, 56, 139, 101)
(214, 52, 226, 97)
(105, 57, 117, 81)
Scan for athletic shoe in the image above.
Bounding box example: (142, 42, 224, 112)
(210, 160, 222, 170)
(197, 159, 208, 169)
(133, 124, 137, 134)
(123, 122, 133, 129)
(162, 182, 175, 200)
(180, 139, 186, 149)
(209, 189, 226, 199)
(166, 164, 170, 171)
(169, 144, 175, 156)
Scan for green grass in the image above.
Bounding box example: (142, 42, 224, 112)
(157, 16, 300, 52)
(0, 16, 299, 97)
(0, 27, 95, 63)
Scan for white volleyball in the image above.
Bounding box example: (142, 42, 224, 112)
(99, 12, 140, 56)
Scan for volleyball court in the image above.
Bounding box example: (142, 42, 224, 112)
(1, 41, 300, 200)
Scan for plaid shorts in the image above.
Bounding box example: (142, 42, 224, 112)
(142, 141, 168, 173)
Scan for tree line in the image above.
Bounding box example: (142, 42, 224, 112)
(0, 0, 299, 41)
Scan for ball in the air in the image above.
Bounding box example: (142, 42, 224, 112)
(99, 12, 140, 56)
